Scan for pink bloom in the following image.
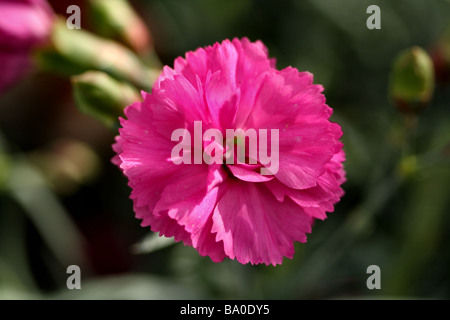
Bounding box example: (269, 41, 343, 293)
(0, 0, 54, 94)
(113, 38, 345, 265)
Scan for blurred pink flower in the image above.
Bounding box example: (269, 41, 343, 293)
(0, 0, 54, 94)
(113, 38, 345, 265)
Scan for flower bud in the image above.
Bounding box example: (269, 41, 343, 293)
(89, 0, 153, 55)
(398, 155, 418, 179)
(71, 71, 141, 127)
(35, 19, 159, 91)
(389, 46, 435, 114)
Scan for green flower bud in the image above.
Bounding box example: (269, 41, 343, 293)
(71, 71, 141, 127)
(35, 19, 159, 91)
(89, 0, 153, 55)
(389, 46, 435, 114)
(398, 155, 418, 179)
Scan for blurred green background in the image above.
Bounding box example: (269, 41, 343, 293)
(1, 0, 450, 299)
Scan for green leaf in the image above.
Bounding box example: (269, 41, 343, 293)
(50, 274, 204, 300)
(131, 233, 176, 254)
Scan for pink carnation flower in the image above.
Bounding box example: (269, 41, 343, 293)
(0, 0, 54, 94)
(113, 38, 345, 265)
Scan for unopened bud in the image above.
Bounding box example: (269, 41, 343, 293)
(89, 0, 153, 55)
(398, 155, 418, 179)
(71, 71, 141, 127)
(389, 46, 435, 114)
(35, 19, 159, 91)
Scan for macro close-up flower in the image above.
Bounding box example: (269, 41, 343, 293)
(2, 0, 450, 302)
(113, 38, 346, 266)
(0, 0, 54, 94)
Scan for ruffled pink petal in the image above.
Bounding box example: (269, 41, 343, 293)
(212, 180, 313, 266)
(152, 164, 228, 262)
(153, 165, 224, 237)
(204, 70, 239, 130)
(173, 38, 275, 130)
(174, 47, 209, 88)
(274, 122, 342, 189)
(134, 205, 192, 245)
(227, 165, 274, 182)
(132, 163, 228, 262)
(111, 136, 123, 166)
(117, 83, 207, 212)
(240, 67, 342, 189)
(193, 214, 226, 262)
